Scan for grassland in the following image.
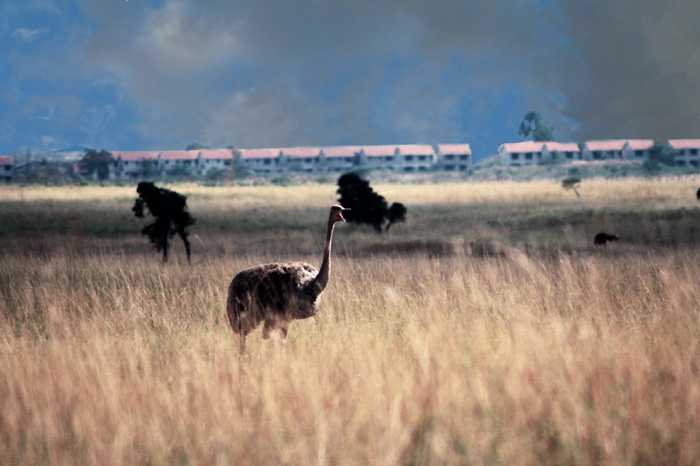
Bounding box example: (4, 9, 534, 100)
(1, 177, 700, 465)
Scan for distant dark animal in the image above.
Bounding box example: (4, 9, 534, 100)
(132, 181, 196, 263)
(226, 205, 348, 356)
(594, 232, 619, 246)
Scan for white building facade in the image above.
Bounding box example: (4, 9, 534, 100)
(668, 139, 700, 167)
(499, 141, 581, 166)
(0, 156, 14, 182)
(111, 149, 234, 179)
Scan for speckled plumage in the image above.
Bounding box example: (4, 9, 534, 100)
(226, 206, 347, 355)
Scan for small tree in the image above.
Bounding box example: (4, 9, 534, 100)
(132, 182, 196, 263)
(644, 144, 678, 173)
(79, 149, 112, 180)
(337, 172, 407, 233)
(337, 172, 387, 232)
(185, 141, 210, 150)
(518, 111, 555, 142)
(562, 177, 581, 197)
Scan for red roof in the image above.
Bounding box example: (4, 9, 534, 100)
(397, 144, 434, 156)
(362, 145, 398, 157)
(199, 149, 234, 159)
(584, 140, 627, 151)
(500, 141, 546, 153)
(322, 146, 362, 158)
(668, 139, 700, 150)
(282, 147, 322, 158)
(0, 156, 14, 165)
(437, 144, 471, 155)
(160, 150, 198, 161)
(114, 151, 159, 161)
(239, 148, 281, 159)
(625, 139, 654, 150)
(545, 142, 580, 152)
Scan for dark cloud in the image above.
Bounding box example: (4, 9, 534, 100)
(78, 0, 559, 151)
(555, 0, 700, 141)
(3, 0, 700, 156)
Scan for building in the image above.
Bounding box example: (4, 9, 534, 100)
(436, 144, 472, 171)
(112, 151, 160, 179)
(238, 144, 448, 174)
(499, 141, 581, 166)
(580, 140, 626, 160)
(238, 148, 283, 173)
(281, 147, 322, 173)
(321, 146, 364, 172)
(0, 156, 14, 182)
(111, 149, 234, 179)
(359, 145, 398, 171)
(668, 139, 700, 167)
(580, 139, 653, 161)
(395, 144, 435, 172)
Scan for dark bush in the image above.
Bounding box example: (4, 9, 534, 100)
(132, 181, 196, 263)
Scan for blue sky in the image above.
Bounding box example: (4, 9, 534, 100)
(2, 0, 699, 162)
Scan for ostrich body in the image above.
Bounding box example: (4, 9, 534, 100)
(226, 205, 348, 355)
(594, 232, 619, 246)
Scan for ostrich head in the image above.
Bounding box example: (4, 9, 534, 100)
(330, 205, 349, 224)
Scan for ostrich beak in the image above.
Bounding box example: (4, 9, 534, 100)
(340, 207, 350, 223)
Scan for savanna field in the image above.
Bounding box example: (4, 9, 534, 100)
(2, 177, 700, 465)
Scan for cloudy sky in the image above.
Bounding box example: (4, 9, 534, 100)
(2, 0, 699, 161)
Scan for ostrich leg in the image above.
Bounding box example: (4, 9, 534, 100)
(263, 319, 291, 354)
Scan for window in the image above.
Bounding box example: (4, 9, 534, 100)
(565, 152, 573, 159)
(511, 153, 519, 160)
(445, 155, 454, 160)
(263, 159, 271, 165)
(418, 155, 426, 161)
(445, 164, 455, 171)
(345, 157, 353, 163)
(385, 156, 393, 161)
(593, 151, 601, 159)
(459, 155, 468, 161)
(404, 166, 415, 172)
(405, 155, 414, 162)
(525, 153, 533, 160)
(459, 165, 468, 171)
(691, 149, 698, 156)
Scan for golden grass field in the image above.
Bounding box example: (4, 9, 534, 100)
(2, 177, 700, 465)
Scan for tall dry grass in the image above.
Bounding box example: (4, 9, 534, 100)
(1, 179, 700, 464)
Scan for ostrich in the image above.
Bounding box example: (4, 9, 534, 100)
(226, 205, 349, 355)
(594, 232, 619, 246)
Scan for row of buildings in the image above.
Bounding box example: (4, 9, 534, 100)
(498, 139, 700, 167)
(3, 139, 700, 182)
(110, 143, 472, 179)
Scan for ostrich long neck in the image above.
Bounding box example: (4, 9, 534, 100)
(309, 215, 336, 296)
